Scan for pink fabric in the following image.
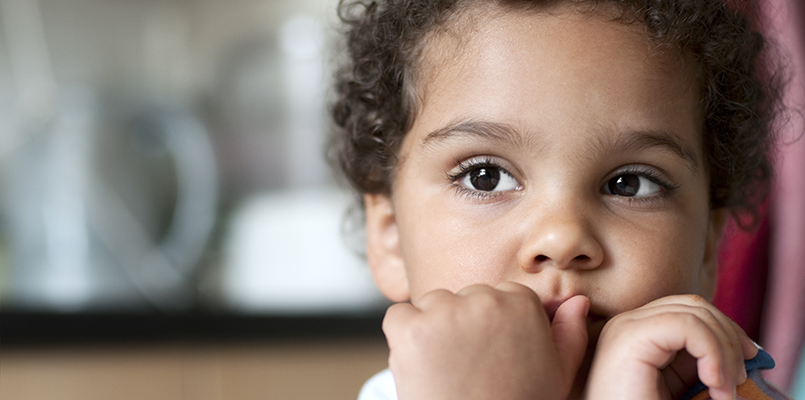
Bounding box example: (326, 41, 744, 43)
(713, 202, 769, 342)
(760, 0, 805, 391)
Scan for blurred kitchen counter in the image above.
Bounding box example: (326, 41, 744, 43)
(0, 338, 389, 400)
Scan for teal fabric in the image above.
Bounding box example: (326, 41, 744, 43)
(792, 349, 805, 399)
(681, 349, 777, 400)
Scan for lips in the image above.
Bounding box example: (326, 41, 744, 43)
(542, 299, 566, 321)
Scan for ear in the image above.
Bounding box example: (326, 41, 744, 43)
(365, 194, 410, 302)
(699, 208, 727, 301)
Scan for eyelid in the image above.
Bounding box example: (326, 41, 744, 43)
(446, 156, 523, 197)
(447, 156, 514, 180)
(602, 165, 680, 197)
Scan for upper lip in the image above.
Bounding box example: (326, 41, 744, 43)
(542, 296, 572, 321)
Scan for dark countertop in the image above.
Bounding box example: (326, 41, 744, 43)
(1, 310, 387, 346)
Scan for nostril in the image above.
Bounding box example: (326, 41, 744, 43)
(574, 255, 590, 261)
(535, 255, 549, 262)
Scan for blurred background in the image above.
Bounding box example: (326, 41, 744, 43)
(2, 0, 805, 399)
(0, 0, 387, 315)
(0, 0, 389, 399)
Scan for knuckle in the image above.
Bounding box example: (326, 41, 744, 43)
(405, 318, 439, 343)
(382, 304, 409, 334)
(677, 311, 704, 328)
(664, 293, 707, 306)
(468, 290, 506, 315)
(686, 294, 706, 303)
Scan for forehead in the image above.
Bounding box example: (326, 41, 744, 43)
(404, 6, 703, 161)
(414, 3, 694, 83)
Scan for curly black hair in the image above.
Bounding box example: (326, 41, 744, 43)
(329, 0, 786, 225)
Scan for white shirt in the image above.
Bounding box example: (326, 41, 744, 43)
(357, 369, 397, 400)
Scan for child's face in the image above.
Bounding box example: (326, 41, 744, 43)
(365, 8, 723, 326)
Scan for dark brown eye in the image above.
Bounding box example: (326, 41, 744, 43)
(603, 174, 662, 197)
(607, 174, 640, 196)
(469, 167, 500, 191)
(456, 164, 519, 193)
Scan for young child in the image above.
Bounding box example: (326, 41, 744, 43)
(329, 0, 789, 399)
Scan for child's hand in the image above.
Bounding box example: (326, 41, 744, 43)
(382, 282, 589, 400)
(585, 295, 759, 400)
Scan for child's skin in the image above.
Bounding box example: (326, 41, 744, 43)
(362, 5, 758, 400)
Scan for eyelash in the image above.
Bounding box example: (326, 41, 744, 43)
(446, 158, 680, 205)
(604, 165, 680, 204)
(445, 157, 518, 201)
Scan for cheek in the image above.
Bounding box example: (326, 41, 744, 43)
(396, 201, 514, 301)
(602, 211, 709, 312)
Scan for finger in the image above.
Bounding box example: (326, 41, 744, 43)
(708, 383, 737, 400)
(670, 314, 737, 400)
(727, 320, 757, 385)
(551, 295, 590, 381)
(455, 284, 487, 296)
(493, 282, 545, 309)
(494, 281, 538, 297)
(664, 350, 699, 397)
(638, 293, 710, 308)
(625, 311, 726, 391)
(494, 282, 551, 322)
(669, 307, 740, 398)
(731, 319, 760, 360)
(415, 288, 456, 310)
(703, 305, 748, 384)
(381, 302, 424, 377)
(694, 306, 742, 396)
(641, 296, 748, 390)
(702, 313, 758, 387)
(628, 303, 737, 362)
(382, 302, 420, 340)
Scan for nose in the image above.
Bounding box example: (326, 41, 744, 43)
(517, 204, 604, 273)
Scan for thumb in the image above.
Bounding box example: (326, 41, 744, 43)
(551, 295, 590, 380)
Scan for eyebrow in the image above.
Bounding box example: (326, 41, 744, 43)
(421, 119, 699, 171)
(600, 129, 700, 172)
(422, 119, 539, 150)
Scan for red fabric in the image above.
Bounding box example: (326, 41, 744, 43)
(713, 203, 770, 342)
(716, 0, 805, 391)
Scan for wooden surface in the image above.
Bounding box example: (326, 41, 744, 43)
(0, 339, 389, 400)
